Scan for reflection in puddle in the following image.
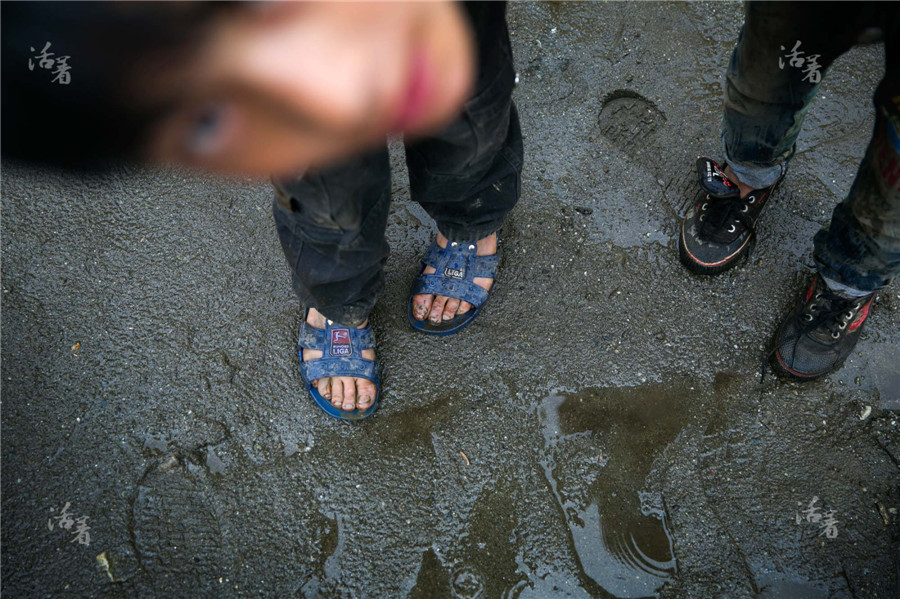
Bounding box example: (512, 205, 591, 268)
(459, 477, 528, 598)
(410, 475, 528, 598)
(409, 383, 696, 598)
(408, 548, 450, 599)
(538, 383, 693, 598)
(450, 564, 486, 599)
(298, 511, 341, 598)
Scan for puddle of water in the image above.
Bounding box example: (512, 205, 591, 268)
(536, 382, 695, 598)
(408, 382, 699, 599)
(409, 548, 451, 599)
(322, 513, 345, 581)
(384, 393, 460, 445)
(409, 477, 527, 599)
(297, 511, 340, 598)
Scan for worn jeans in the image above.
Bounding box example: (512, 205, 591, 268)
(722, 1, 900, 295)
(272, 2, 522, 326)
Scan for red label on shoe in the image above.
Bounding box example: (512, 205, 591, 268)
(805, 278, 817, 302)
(712, 162, 733, 187)
(330, 329, 352, 356)
(849, 298, 874, 332)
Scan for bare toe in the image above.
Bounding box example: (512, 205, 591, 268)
(443, 297, 461, 320)
(412, 293, 433, 320)
(317, 377, 331, 400)
(457, 300, 472, 315)
(330, 378, 344, 408)
(429, 295, 448, 323)
(340, 377, 357, 411)
(412, 262, 438, 320)
(357, 379, 377, 409)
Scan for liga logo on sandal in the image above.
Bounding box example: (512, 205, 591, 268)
(330, 329, 352, 356)
(443, 267, 465, 279)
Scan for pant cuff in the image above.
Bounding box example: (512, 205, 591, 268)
(722, 143, 785, 189)
(436, 223, 502, 244)
(819, 274, 875, 298)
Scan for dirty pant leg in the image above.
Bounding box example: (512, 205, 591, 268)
(813, 30, 900, 294)
(721, 2, 866, 188)
(404, 2, 523, 244)
(271, 148, 392, 327)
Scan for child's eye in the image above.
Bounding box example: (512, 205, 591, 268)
(185, 102, 232, 155)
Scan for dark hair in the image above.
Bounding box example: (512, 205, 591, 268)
(1, 1, 235, 171)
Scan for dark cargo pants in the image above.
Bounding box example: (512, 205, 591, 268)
(272, 2, 522, 326)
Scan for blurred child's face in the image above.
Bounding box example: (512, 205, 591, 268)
(143, 1, 475, 177)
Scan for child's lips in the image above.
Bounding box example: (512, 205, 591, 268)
(390, 50, 433, 132)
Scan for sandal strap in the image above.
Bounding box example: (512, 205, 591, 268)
(297, 322, 326, 348)
(421, 241, 499, 280)
(411, 274, 489, 307)
(470, 254, 499, 279)
(300, 357, 379, 384)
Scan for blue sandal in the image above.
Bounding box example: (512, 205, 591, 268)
(298, 313, 380, 420)
(407, 240, 499, 335)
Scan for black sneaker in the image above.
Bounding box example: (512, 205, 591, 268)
(679, 157, 784, 275)
(770, 275, 876, 380)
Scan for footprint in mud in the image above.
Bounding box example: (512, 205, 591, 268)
(537, 382, 694, 598)
(131, 456, 232, 594)
(597, 89, 714, 223)
(596, 89, 703, 234)
(598, 90, 666, 158)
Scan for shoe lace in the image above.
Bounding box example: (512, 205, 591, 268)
(798, 288, 860, 337)
(700, 194, 759, 252)
(760, 285, 863, 381)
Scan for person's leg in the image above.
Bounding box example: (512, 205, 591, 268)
(272, 147, 391, 411)
(680, 1, 866, 274)
(406, 1, 523, 324)
(813, 113, 900, 294)
(813, 9, 900, 296)
(771, 8, 900, 379)
(722, 2, 873, 186)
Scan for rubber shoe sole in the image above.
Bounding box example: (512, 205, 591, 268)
(678, 223, 752, 275)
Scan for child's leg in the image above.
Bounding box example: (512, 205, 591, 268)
(763, 3, 900, 379)
(272, 148, 391, 327)
(771, 107, 899, 379)
(813, 50, 900, 294)
(680, 2, 877, 275)
(721, 1, 866, 188)
(406, 1, 523, 323)
(272, 147, 391, 410)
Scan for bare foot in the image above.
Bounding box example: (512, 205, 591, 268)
(723, 166, 754, 197)
(302, 308, 377, 412)
(411, 232, 496, 324)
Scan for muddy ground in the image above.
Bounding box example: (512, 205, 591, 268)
(2, 2, 898, 598)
